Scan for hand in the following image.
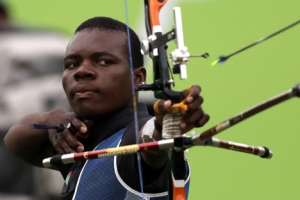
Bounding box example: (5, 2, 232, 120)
(46, 109, 93, 154)
(154, 85, 210, 134)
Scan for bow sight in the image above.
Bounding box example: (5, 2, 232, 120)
(139, 2, 208, 103)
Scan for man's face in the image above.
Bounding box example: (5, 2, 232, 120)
(63, 30, 133, 119)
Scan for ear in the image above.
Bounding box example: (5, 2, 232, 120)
(133, 67, 146, 91)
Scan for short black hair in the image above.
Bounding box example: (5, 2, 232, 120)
(75, 16, 143, 69)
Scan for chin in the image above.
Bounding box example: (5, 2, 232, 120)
(70, 99, 128, 120)
(76, 108, 99, 118)
(73, 105, 111, 120)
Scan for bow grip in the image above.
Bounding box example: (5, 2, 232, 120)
(153, 99, 188, 139)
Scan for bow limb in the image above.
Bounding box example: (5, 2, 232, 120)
(147, 0, 166, 32)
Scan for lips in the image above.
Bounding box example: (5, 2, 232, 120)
(71, 85, 99, 99)
(75, 91, 97, 98)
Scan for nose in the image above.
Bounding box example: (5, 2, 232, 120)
(74, 62, 97, 81)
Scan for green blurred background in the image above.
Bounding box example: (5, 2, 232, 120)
(6, 0, 300, 199)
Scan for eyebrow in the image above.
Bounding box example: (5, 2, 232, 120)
(64, 54, 79, 62)
(64, 51, 118, 62)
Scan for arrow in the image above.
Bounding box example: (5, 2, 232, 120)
(212, 19, 300, 66)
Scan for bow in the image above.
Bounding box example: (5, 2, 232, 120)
(138, 1, 197, 199)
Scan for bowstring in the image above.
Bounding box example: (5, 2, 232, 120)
(123, 0, 145, 199)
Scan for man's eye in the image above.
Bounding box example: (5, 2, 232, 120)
(65, 62, 79, 69)
(98, 60, 112, 65)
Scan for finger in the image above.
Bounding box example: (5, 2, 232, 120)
(183, 113, 210, 129)
(56, 139, 76, 154)
(69, 116, 87, 132)
(153, 100, 172, 114)
(153, 100, 172, 125)
(58, 131, 85, 154)
(180, 113, 210, 133)
(50, 127, 85, 153)
(181, 85, 201, 103)
(67, 122, 90, 139)
(181, 107, 204, 128)
(68, 117, 93, 139)
(184, 96, 204, 113)
(49, 131, 64, 154)
(50, 132, 75, 154)
(63, 133, 84, 152)
(181, 124, 195, 134)
(84, 119, 94, 128)
(197, 113, 210, 127)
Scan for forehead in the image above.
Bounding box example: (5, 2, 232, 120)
(66, 30, 127, 56)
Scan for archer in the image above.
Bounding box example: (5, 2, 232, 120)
(4, 16, 210, 199)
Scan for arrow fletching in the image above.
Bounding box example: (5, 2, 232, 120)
(211, 56, 228, 66)
(29, 124, 65, 133)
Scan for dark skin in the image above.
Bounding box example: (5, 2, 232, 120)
(63, 30, 143, 119)
(4, 29, 210, 169)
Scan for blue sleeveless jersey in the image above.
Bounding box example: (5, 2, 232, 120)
(72, 128, 190, 200)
